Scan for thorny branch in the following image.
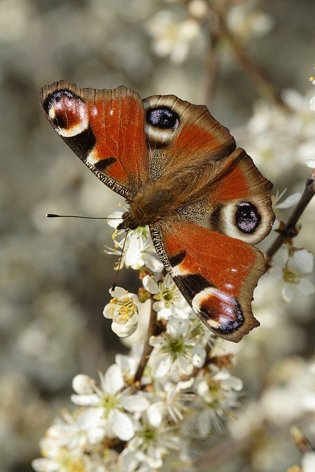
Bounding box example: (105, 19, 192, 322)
(265, 170, 315, 265)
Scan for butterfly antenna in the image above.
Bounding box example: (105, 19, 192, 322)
(46, 213, 122, 221)
(111, 230, 129, 291)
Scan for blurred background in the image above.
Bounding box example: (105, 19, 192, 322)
(0, 0, 315, 471)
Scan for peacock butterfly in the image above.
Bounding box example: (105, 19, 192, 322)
(40, 81, 275, 342)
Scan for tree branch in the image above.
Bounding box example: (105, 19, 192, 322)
(134, 299, 157, 383)
(265, 170, 315, 265)
(222, 25, 284, 107)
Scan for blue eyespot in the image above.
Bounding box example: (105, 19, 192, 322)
(235, 202, 261, 234)
(146, 107, 179, 130)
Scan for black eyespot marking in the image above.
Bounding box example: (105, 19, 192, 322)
(94, 157, 117, 171)
(169, 250, 186, 268)
(64, 126, 96, 160)
(146, 107, 180, 130)
(235, 202, 261, 234)
(43, 89, 82, 116)
(52, 113, 67, 129)
(174, 274, 212, 301)
(210, 301, 244, 334)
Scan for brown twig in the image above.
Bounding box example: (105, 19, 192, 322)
(134, 299, 157, 382)
(222, 25, 284, 107)
(265, 170, 315, 265)
(203, 0, 232, 104)
(206, 1, 285, 107)
(204, 26, 220, 104)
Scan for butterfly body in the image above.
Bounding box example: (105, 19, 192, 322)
(40, 81, 274, 342)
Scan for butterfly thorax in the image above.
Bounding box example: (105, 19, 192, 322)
(118, 181, 179, 230)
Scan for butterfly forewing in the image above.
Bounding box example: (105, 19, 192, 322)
(40, 80, 148, 199)
(143, 94, 236, 182)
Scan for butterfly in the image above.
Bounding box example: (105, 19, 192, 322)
(40, 80, 274, 342)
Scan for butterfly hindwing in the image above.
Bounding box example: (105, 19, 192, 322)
(40, 80, 148, 199)
(174, 147, 274, 245)
(151, 220, 264, 342)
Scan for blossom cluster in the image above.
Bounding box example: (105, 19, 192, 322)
(32, 177, 315, 470)
(32, 219, 243, 471)
(146, 0, 274, 64)
(268, 190, 314, 302)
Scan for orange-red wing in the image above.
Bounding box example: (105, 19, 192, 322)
(151, 220, 265, 342)
(40, 80, 148, 199)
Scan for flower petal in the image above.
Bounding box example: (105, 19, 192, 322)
(119, 449, 139, 472)
(110, 286, 128, 298)
(107, 211, 123, 228)
(142, 275, 159, 294)
(298, 278, 315, 296)
(142, 253, 164, 272)
(32, 458, 59, 472)
(282, 283, 293, 302)
(72, 374, 95, 395)
(112, 319, 138, 338)
(109, 409, 134, 441)
(147, 402, 163, 428)
(288, 249, 314, 275)
(276, 192, 301, 209)
(177, 355, 192, 375)
(104, 364, 124, 395)
(121, 394, 149, 412)
(192, 346, 206, 368)
(71, 393, 100, 406)
(151, 353, 172, 377)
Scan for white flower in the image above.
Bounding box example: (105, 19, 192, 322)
(32, 409, 106, 471)
(272, 189, 301, 229)
(71, 365, 149, 441)
(187, 0, 208, 20)
(270, 247, 315, 302)
(236, 89, 315, 178)
(227, 5, 275, 40)
(147, 380, 194, 427)
(143, 273, 191, 320)
(193, 370, 243, 436)
(149, 316, 207, 378)
(103, 286, 139, 338)
(119, 420, 179, 472)
(32, 448, 82, 472)
(147, 11, 201, 63)
(105, 216, 163, 273)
